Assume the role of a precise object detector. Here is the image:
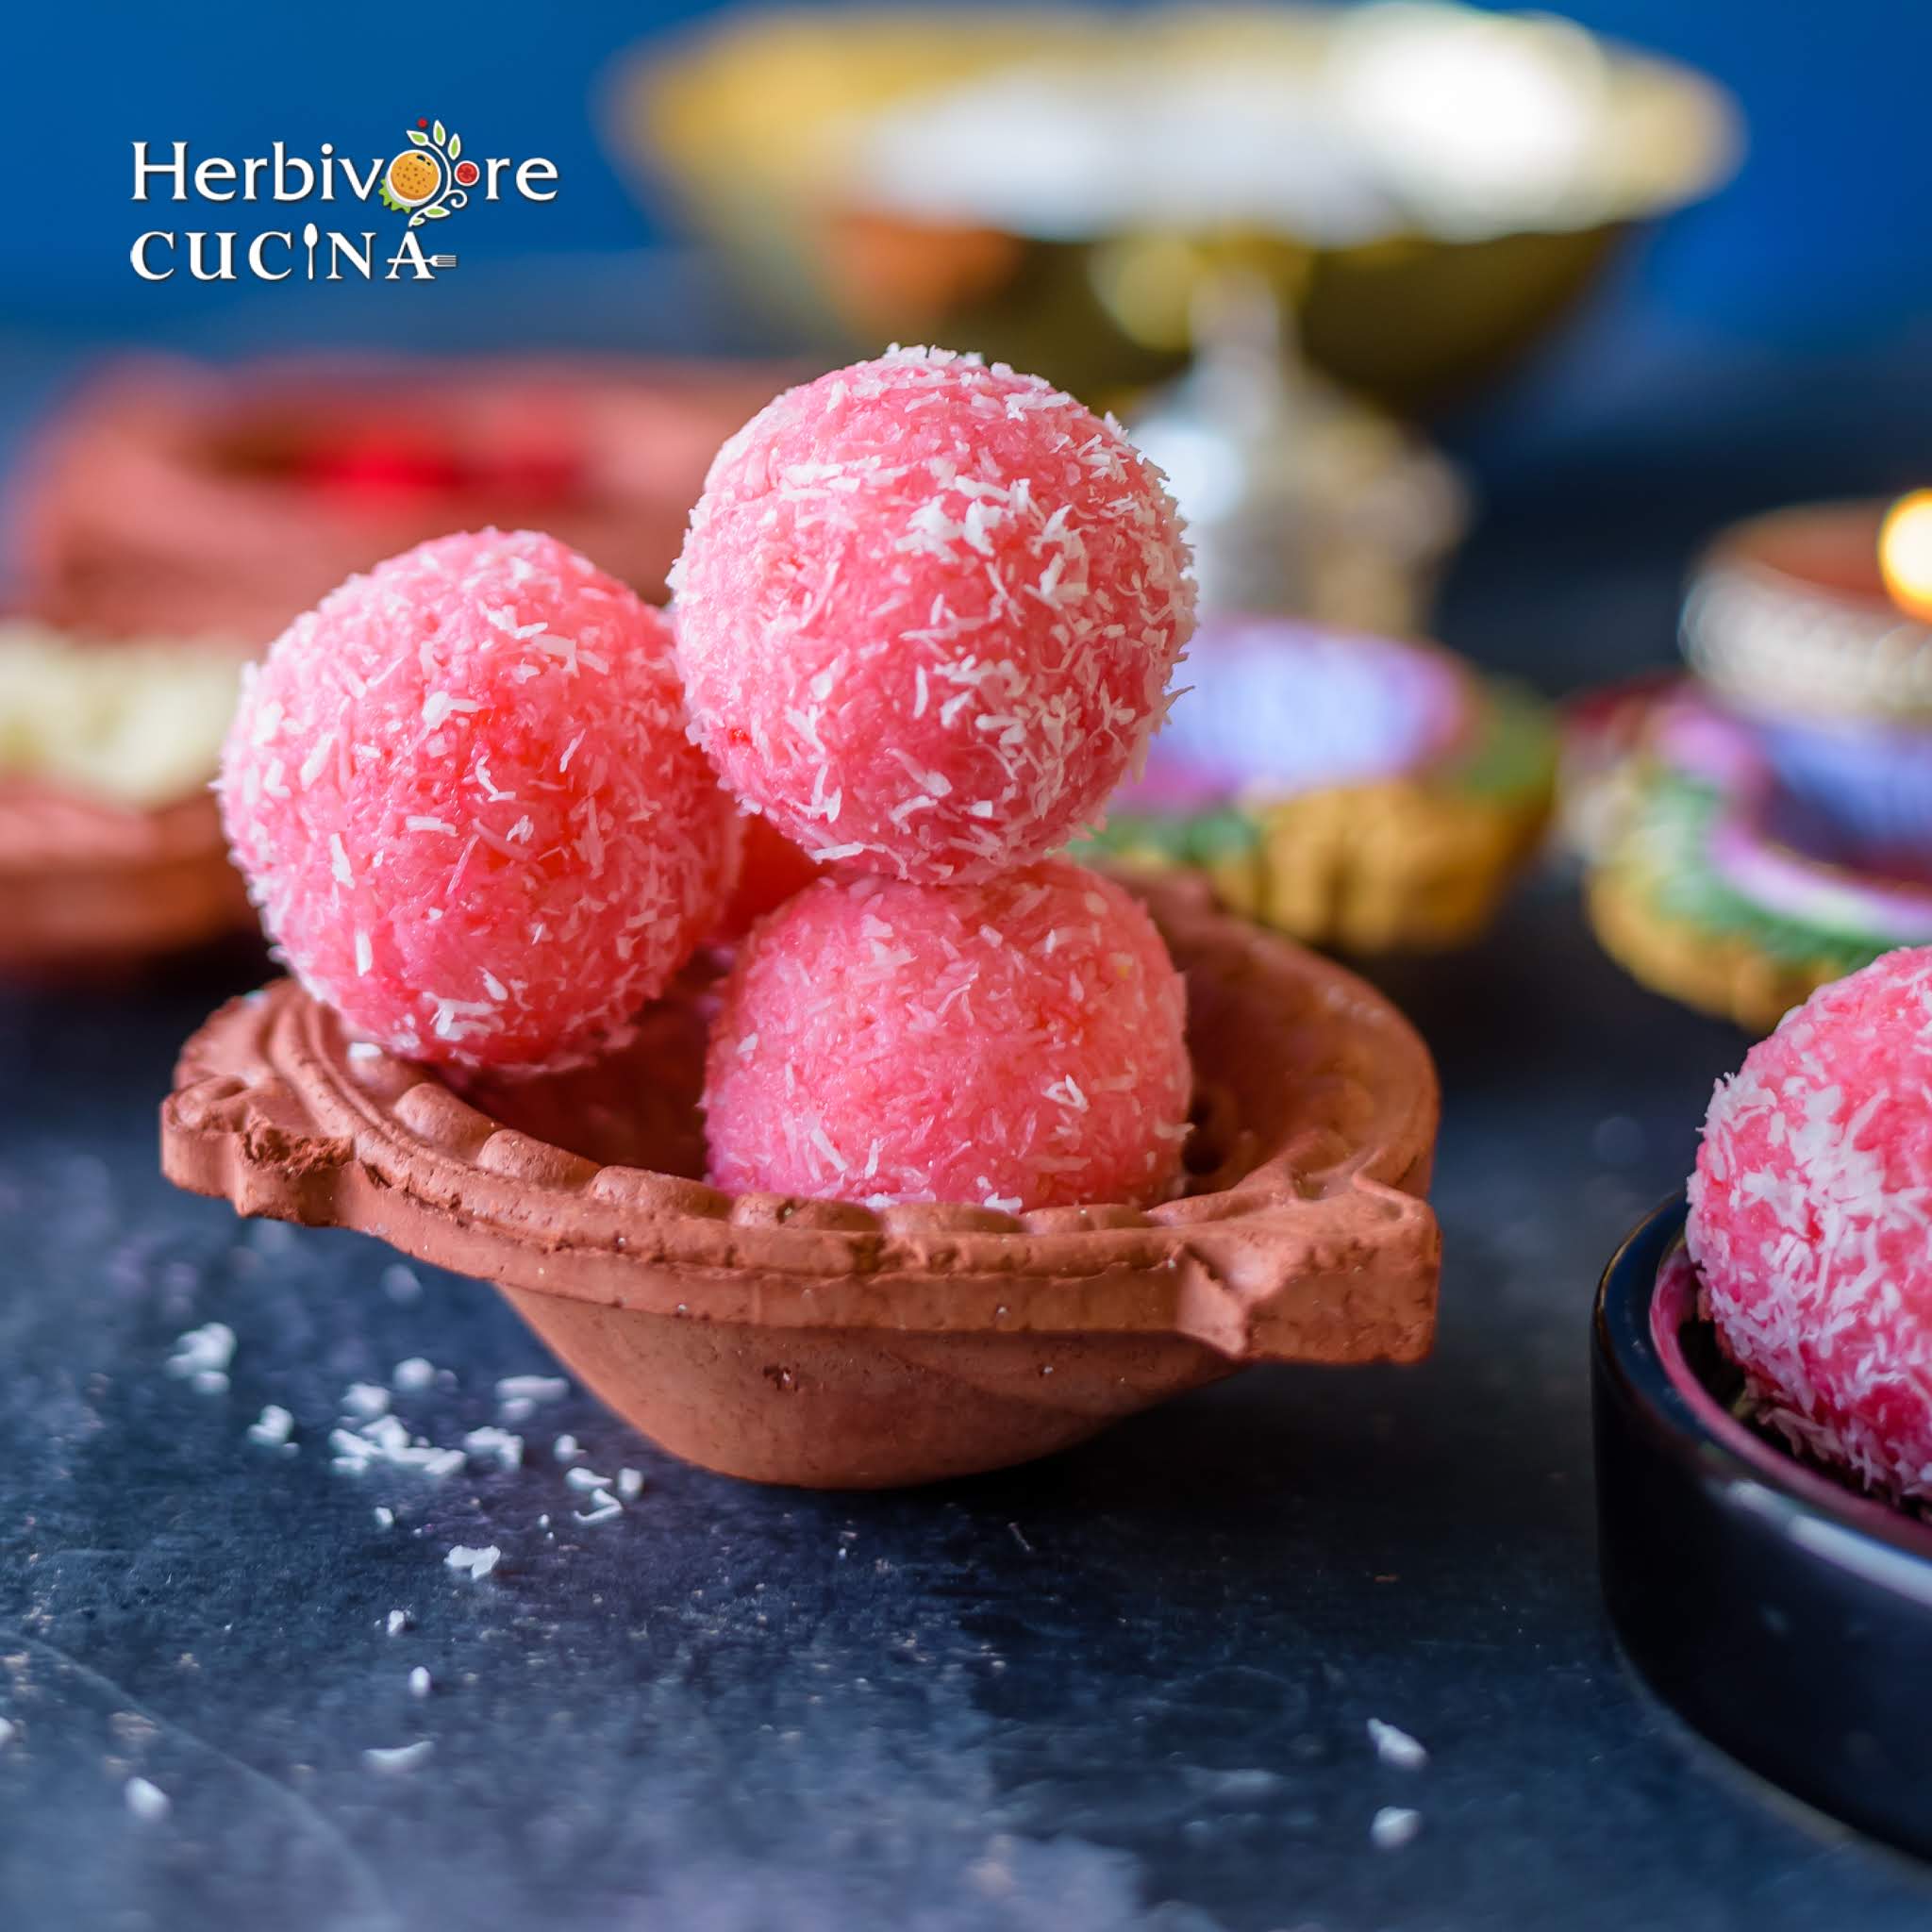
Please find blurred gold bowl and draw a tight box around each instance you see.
[608,3,1740,410]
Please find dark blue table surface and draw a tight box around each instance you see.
[5,265,1932,1931]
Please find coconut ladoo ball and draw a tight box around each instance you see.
[1687,946,1932,1499]
[222,528,737,1071]
[704,859,1191,1211]
[670,346,1195,884]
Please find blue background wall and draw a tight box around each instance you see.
[0,0,1924,353]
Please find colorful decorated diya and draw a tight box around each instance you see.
[1082,617,1555,952]
[1585,497,1932,1030]
[162,874,1441,1489]
[0,620,253,976]
[13,356,792,643]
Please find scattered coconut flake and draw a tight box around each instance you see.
[617,1468,644,1501]
[498,1396,535,1424]
[363,1740,434,1774]
[392,1357,436,1392]
[166,1322,235,1383]
[408,1667,432,1699]
[1371,1807,1421,1851]
[374,1507,395,1530]
[341,1383,391,1422]
[125,1776,171,1822]
[386,1609,410,1635]
[1368,1719,1428,1771]
[564,1466,611,1492]
[381,1264,422,1304]
[0,1718,16,1748]
[553,1434,580,1463]
[246,1404,294,1448]
[575,1490,623,1525]
[496,1374,569,1405]
[444,1544,500,1580]
[463,1425,524,1471]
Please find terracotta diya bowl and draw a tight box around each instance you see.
[0,783,251,978]
[15,354,795,643]
[160,876,1440,1489]
[0,622,255,978]
[1594,1200,1932,1858]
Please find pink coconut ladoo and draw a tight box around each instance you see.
[670,346,1195,884]
[1687,945,1932,1499]
[704,859,1191,1211]
[221,528,737,1071]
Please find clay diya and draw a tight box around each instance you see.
[1082,616,1554,952]
[161,874,1441,1489]
[1584,497,1932,1029]
[0,622,253,977]
[13,355,794,643]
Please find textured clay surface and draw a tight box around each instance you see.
[161,874,1440,1486]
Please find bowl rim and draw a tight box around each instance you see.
[159,873,1441,1361]
[1596,1195,1932,1589]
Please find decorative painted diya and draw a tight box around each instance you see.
[13,355,793,644]
[1585,497,1932,1030]
[1082,617,1555,952]
[0,620,253,977]
[161,874,1441,1490]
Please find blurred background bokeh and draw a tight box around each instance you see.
[0,0,1925,983]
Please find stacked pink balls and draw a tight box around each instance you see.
[682,349,1197,1212]
[221,348,1196,1214]
[1688,945,1932,1500]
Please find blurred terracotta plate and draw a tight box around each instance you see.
[14,355,796,645]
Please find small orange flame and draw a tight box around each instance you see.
[1879,491,1932,620]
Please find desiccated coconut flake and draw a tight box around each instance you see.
[408,1667,432,1699]
[444,1544,500,1580]
[495,1374,568,1405]
[166,1322,235,1381]
[363,1740,434,1774]
[1371,1807,1421,1850]
[247,1405,294,1448]
[1367,1719,1428,1771]
[125,1776,171,1822]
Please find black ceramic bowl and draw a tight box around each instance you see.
[1593,1197,1932,1859]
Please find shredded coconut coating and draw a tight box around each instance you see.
[704,860,1191,1211]
[221,529,737,1071]
[670,346,1195,883]
[1688,946,1932,1500]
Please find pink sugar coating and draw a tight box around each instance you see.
[1688,946,1932,1500]
[703,860,1191,1211]
[669,346,1195,884]
[221,528,737,1072]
